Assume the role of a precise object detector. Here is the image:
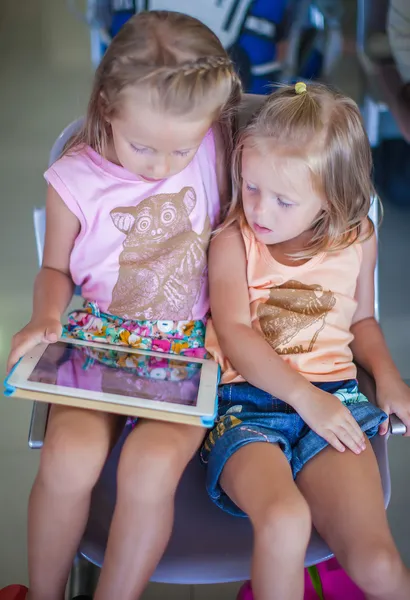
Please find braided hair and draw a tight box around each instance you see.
[63,11,242,158]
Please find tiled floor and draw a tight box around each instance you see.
[1,1,410,598]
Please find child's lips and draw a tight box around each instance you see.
[253,222,272,235]
[140,175,161,182]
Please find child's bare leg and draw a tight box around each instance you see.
[94,420,205,600]
[220,443,311,600]
[28,406,122,600]
[297,441,410,600]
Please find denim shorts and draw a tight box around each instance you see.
[200,380,388,517]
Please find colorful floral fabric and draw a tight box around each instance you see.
[63,301,208,358]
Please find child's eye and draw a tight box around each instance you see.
[246,183,258,192]
[175,150,190,157]
[131,145,150,155]
[277,198,292,209]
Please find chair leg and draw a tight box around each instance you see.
[67,554,99,600]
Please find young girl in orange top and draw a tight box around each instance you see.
[202,82,410,600]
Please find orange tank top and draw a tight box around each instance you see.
[206,225,362,384]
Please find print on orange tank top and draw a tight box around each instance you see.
[257,280,336,356]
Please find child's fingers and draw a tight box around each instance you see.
[7,321,62,372]
[6,350,19,374]
[336,427,364,455]
[345,419,366,449]
[7,335,40,373]
[379,417,390,436]
[43,323,62,343]
[325,431,346,453]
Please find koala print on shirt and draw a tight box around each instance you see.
[109,187,211,320]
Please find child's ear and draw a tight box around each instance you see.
[111,208,136,233]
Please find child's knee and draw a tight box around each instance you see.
[38,422,110,493]
[251,495,311,552]
[117,425,203,500]
[345,543,403,595]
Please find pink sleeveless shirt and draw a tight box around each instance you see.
[206,224,363,383]
[44,129,220,322]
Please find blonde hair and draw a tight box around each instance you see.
[63,11,242,157]
[225,83,378,257]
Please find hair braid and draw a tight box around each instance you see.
[61,10,242,159]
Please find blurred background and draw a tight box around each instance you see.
[1,0,410,598]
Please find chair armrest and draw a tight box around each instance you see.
[390,414,407,436]
[28,401,50,449]
[356,365,407,436]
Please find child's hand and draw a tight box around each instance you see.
[376,378,410,436]
[7,318,62,372]
[296,388,367,454]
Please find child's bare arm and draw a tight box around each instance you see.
[209,224,312,403]
[7,185,79,370]
[34,185,79,318]
[351,233,399,381]
[209,224,366,453]
[351,233,410,434]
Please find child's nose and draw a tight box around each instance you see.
[151,156,171,178]
[254,194,268,216]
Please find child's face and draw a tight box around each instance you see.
[108,91,212,180]
[241,145,324,247]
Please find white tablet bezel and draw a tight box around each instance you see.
[8,338,219,419]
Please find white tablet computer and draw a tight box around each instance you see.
[5,338,220,427]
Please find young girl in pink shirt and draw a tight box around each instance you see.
[8,11,240,600]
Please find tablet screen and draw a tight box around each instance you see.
[28,342,202,407]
